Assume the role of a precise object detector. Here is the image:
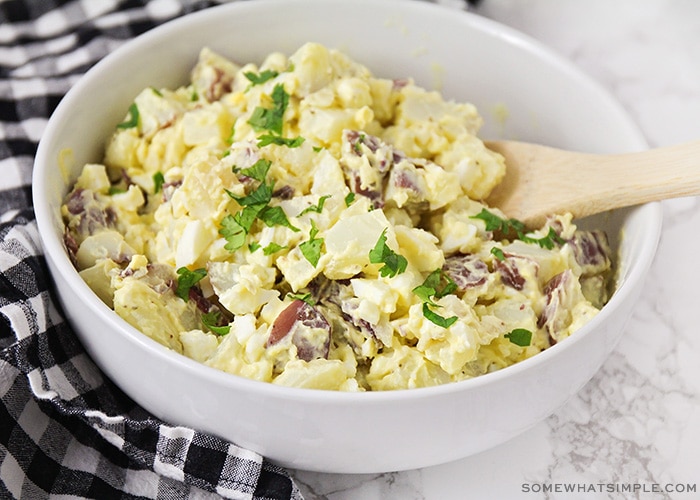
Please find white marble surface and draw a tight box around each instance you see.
[290,1,700,498]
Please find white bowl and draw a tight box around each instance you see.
[33,0,662,473]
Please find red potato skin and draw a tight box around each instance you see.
[268,299,305,346]
[494,257,526,290]
[267,299,332,361]
[442,254,489,291]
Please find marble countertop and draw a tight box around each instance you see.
[291,1,700,498]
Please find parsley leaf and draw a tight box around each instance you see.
[471,208,564,249]
[352,132,366,153]
[369,228,407,278]
[175,267,206,301]
[257,134,305,148]
[237,203,267,232]
[244,69,279,86]
[236,159,271,182]
[422,303,458,328]
[153,171,165,193]
[263,242,287,255]
[344,192,356,207]
[287,292,315,305]
[248,83,288,135]
[223,166,299,249]
[490,247,506,261]
[219,214,248,251]
[299,220,324,267]
[225,123,236,145]
[470,208,526,235]
[258,205,299,231]
[227,181,273,207]
[412,269,459,328]
[116,103,139,130]
[505,328,532,347]
[201,311,231,336]
[299,195,331,216]
[220,200,269,250]
[412,269,458,305]
[521,227,566,250]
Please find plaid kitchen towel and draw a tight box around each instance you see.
[0,0,479,498]
[0,1,306,498]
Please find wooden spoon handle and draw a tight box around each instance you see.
[485,139,700,226]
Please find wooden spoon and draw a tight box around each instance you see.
[484,139,700,227]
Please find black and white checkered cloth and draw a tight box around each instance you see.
[0,1,307,498]
[0,0,479,497]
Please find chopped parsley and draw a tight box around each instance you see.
[201,311,231,336]
[221,163,299,250]
[299,195,331,216]
[470,208,565,249]
[504,328,532,347]
[344,192,356,207]
[287,292,315,305]
[412,269,458,305]
[422,303,458,328]
[490,247,506,261]
[262,242,287,255]
[521,227,566,250]
[257,134,305,148]
[244,69,279,86]
[175,267,206,301]
[249,240,294,255]
[258,205,299,231]
[235,158,271,182]
[412,269,458,328]
[225,123,236,145]
[471,208,526,235]
[299,220,324,267]
[238,203,267,232]
[153,171,165,193]
[248,83,288,136]
[226,180,274,207]
[352,132,366,153]
[246,84,303,148]
[220,213,251,251]
[116,103,139,130]
[369,229,407,278]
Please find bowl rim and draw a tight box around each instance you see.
[32,0,663,404]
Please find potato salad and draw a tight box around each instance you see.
[61,43,612,391]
